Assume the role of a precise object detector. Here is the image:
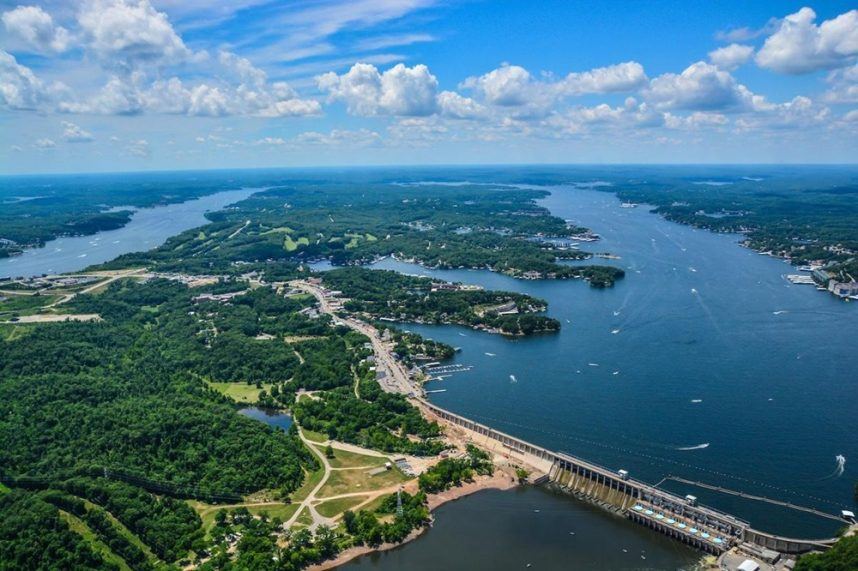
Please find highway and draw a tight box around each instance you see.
[290,280,421,396]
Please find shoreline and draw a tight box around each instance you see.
[307,472,517,570]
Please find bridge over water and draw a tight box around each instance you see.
[417,399,842,557]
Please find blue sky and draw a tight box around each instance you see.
[1,0,856,173]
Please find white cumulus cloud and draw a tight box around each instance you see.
[317,63,439,116]
[77,0,192,71]
[61,121,94,142]
[708,44,755,70]
[437,90,486,119]
[559,61,648,95]
[2,5,71,53]
[755,8,858,74]
[645,61,758,112]
[461,64,532,106]
[0,49,68,110]
[33,137,56,149]
[60,52,321,117]
[823,63,858,103]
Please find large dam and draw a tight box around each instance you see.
[417,399,845,560]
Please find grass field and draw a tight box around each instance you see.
[285,292,314,302]
[295,507,313,527]
[59,511,131,571]
[354,493,389,514]
[326,448,388,470]
[261,226,294,235]
[301,429,328,443]
[315,495,370,518]
[207,381,273,403]
[0,294,59,316]
[291,465,325,503]
[318,466,409,498]
[0,324,22,341]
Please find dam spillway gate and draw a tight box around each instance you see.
[417,398,841,556]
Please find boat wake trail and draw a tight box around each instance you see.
[675,443,710,451]
[820,455,846,480]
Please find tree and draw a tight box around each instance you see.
[325,445,335,459]
[795,535,858,571]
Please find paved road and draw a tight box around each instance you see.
[291,280,420,396]
[284,428,336,531]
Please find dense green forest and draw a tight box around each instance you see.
[0,278,341,565]
[795,534,858,571]
[321,267,560,335]
[0,272,454,568]
[0,490,111,570]
[292,379,446,455]
[93,179,622,286]
[0,170,277,256]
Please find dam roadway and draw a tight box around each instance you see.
[291,279,845,560]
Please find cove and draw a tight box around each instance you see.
[0,187,259,279]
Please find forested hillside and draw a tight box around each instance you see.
[97,181,623,286]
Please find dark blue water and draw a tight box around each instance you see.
[238,407,293,432]
[343,486,699,570]
[361,185,856,539]
[0,188,258,279]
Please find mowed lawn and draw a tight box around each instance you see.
[318,466,410,498]
[315,495,371,518]
[326,448,388,470]
[207,381,273,403]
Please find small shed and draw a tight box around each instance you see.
[738,559,760,571]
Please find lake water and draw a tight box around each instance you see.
[350,185,856,540]
[343,486,700,570]
[239,407,293,432]
[0,187,258,279]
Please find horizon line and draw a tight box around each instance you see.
[2,162,858,178]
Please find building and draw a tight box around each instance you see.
[192,291,244,303]
[812,268,832,284]
[486,301,518,315]
[828,280,858,298]
[737,560,760,571]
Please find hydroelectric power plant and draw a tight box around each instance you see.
[418,399,848,563]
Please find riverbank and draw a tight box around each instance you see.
[308,471,518,570]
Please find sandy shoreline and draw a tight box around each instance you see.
[307,471,517,570]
